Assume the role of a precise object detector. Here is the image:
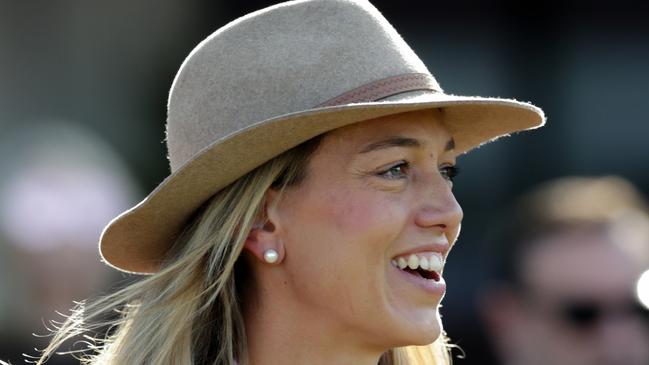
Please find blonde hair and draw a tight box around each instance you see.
[34,136,452,365]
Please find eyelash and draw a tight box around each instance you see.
[441,164,460,182]
[377,161,460,183]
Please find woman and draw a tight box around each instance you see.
[32,0,544,364]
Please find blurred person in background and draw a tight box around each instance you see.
[0,121,140,364]
[480,176,649,365]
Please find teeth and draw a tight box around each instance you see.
[419,257,429,270]
[407,254,419,269]
[392,252,443,272]
[428,254,443,272]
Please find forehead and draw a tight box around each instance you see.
[322,109,451,152]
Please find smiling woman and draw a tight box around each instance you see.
[239,111,462,364]
[246,111,462,355]
[30,0,544,364]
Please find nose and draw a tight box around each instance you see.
[414,176,464,243]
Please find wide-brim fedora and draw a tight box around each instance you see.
[100,0,545,274]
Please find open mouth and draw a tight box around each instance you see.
[391,253,443,283]
[402,267,441,281]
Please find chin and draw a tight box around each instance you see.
[386,310,443,347]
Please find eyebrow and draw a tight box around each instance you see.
[359,136,455,154]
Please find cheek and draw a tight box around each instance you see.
[330,191,398,236]
[281,185,406,308]
[318,187,406,256]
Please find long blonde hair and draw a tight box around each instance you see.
[34,135,452,365]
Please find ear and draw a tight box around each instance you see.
[243,189,285,265]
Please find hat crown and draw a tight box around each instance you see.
[166,0,438,171]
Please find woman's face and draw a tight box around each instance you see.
[272,109,463,349]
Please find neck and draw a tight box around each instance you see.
[241,283,385,365]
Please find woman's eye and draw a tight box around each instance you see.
[377,161,409,180]
[440,165,460,183]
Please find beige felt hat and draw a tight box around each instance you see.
[100,0,545,274]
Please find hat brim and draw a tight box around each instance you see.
[100,92,544,274]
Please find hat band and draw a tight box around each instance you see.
[316,73,440,107]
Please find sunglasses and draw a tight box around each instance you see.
[555,299,649,329]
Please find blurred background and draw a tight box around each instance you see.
[1,0,648,364]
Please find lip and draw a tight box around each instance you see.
[392,264,447,297]
[392,242,450,259]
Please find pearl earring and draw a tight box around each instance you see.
[263,249,279,264]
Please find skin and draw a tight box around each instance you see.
[242,110,463,365]
[482,229,649,365]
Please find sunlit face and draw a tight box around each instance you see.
[273,110,463,350]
